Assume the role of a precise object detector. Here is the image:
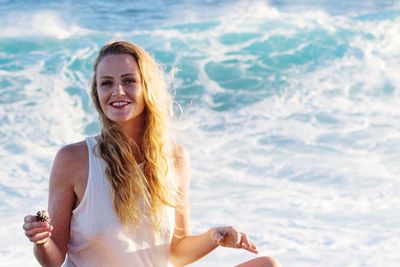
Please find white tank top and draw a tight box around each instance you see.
[64,136,175,267]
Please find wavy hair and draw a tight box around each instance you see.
[90,40,180,233]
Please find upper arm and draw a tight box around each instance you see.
[47,143,86,258]
[171,144,192,245]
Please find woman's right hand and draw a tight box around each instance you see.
[210,226,258,254]
[23,211,53,245]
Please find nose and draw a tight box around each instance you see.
[113,82,126,96]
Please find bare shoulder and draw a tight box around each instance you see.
[51,140,88,185]
[174,144,190,164]
[56,141,87,164]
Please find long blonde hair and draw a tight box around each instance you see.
[91,40,179,232]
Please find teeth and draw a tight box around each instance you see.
[111,101,128,107]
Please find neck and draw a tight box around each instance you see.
[117,114,145,154]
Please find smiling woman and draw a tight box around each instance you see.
[21,40,280,267]
[96,54,145,129]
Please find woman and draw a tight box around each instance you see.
[23,40,280,267]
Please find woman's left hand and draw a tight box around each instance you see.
[211,226,258,254]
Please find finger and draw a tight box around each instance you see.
[229,228,241,246]
[242,244,259,254]
[240,233,253,247]
[24,215,38,223]
[25,225,53,238]
[214,226,241,247]
[214,233,225,245]
[250,241,258,252]
[30,231,52,244]
[248,240,258,250]
[23,220,50,231]
[240,234,259,253]
[213,227,230,244]
[242,243,258,253]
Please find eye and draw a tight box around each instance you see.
[124,78,136,85]
[100,80,112,87]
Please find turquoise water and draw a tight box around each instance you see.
[1,1,400,266]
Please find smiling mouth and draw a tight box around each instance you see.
[110,101,131,108]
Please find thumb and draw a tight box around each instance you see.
[211,229,225,244]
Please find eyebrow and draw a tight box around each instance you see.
[99,73,139,79]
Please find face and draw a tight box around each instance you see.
[96,54,145,127]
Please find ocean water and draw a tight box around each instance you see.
[1,0,400,266]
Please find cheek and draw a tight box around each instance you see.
[137,90,146,109]
[133,86,145,103]
[97,91,108,110]
[137,90,144,102]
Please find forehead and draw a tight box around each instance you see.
[97,54,139,76]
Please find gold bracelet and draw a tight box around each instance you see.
[35,239,49,246]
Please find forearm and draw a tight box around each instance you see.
[170,228,218,267]
[33,238,65,267]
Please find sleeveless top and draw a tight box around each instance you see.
[64,136,175,267]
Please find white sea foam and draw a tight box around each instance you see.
[172,6,400,265]
[1,2,400,267]
[0,44,101,265]
[0,10,91,39]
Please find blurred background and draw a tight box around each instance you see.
[0,0,399,266]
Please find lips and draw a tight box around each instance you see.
[110,101,131,108]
